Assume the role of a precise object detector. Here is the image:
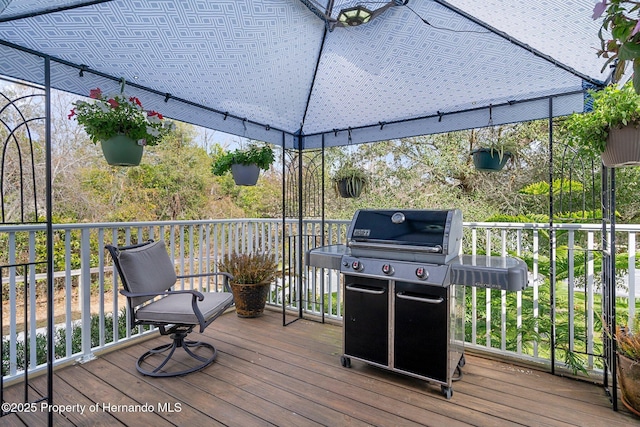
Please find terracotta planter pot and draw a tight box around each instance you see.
[231,163,260,186]
[230,282,270,318]
[617,353,640,416]
[100,134,143,166]
[471,148,511,172]
[603,126,640,167]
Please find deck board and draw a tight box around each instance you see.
[3,309,638,426]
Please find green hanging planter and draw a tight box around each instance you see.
[231,163,261,186]
[336,177,365,198]
[100,134,144,166]
[471,148,511,172]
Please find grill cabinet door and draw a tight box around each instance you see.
[343,276,389,366]
[393,282,448,382]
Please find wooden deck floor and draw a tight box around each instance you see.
[3,309,638,426]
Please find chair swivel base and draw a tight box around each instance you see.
[136,333,218,377]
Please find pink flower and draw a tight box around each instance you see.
[71,87,172,145]
[148,110,163,120]
[632,20,640,36]
[592,1,607,20]
[129,96,142,108]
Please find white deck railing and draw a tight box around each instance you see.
[1,219,637,382]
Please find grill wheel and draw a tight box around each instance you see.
[340,355,351,368]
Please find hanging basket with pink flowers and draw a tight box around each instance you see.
[68,81,175,166]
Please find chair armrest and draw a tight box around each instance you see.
[120,288,205,300]
[176,271,234,281]
[176,271,233,293]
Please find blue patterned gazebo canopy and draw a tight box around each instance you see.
[0,0,608,148]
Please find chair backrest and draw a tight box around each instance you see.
[110,240,178,307]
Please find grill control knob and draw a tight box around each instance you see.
[382,264,394,275]
[415,267,429,280]
[352,260,364,271]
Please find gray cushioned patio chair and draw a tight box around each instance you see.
[105,239,234,377]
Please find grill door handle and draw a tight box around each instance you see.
[396,292,443,304]
[349,241,443,254]
[345,285,386,295]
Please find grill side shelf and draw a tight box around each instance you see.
[306,245,349,270]
[450,255,529,291]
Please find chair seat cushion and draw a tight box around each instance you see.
[136,291,233,325]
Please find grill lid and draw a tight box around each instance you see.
[347,209,463,263]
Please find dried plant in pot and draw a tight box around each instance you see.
[217,252,278,318]
[615,325,640,416]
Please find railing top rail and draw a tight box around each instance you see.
[465,221,640,232]
[0,218,287,232]
[1,219,640,234]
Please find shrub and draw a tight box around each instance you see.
[2,309,139,376]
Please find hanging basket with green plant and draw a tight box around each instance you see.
[470,147,512,172]
[68,81,174,166]
[563,81,640,167]
[469,126,519,172]
[212,143,275,186]
[331,162,369,198]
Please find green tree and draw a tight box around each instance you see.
[210,140,282,218]
[78,123,214,221]
[320,121,550,221]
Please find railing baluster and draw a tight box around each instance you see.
[97,229,105,348]
[485,228,492,348]
[64,229,72,357]
[628,232,636,333]
[587,231,595,368]
[470,227,477,346]
[533,228,539,358]
[79,228,94,363]
[568,230,575,355]
[501,229,507,351]
[8,233,16,377]
[27,234,36,370]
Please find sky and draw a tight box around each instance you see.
[192,126,243,152]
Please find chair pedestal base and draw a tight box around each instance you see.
[137,331,218,377]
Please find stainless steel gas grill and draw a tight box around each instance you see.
[307,209,529,399]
